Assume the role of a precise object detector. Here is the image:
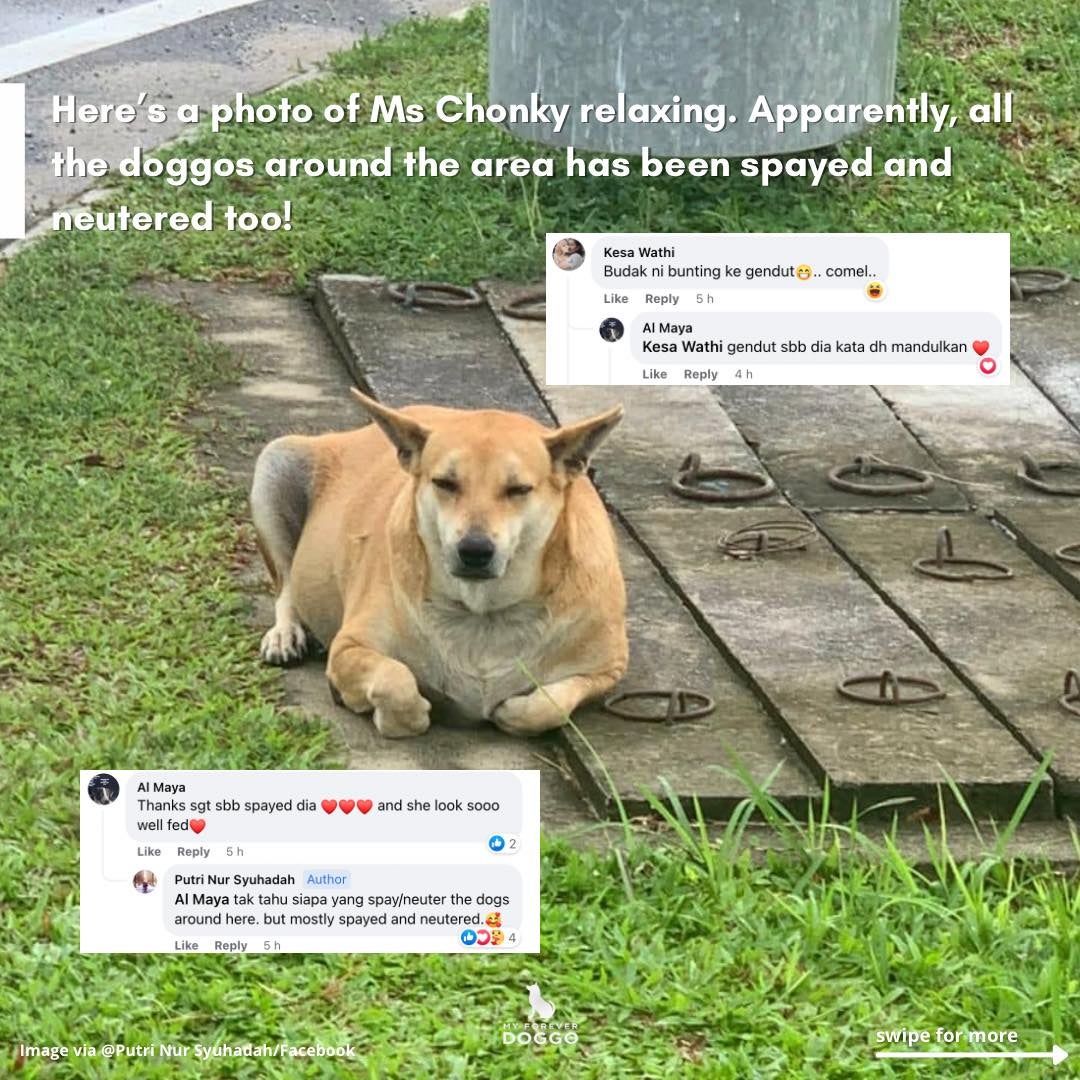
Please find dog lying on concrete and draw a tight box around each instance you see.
[250,391,628,737]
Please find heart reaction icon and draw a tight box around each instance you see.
[979,357,997,375]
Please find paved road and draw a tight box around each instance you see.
[2,1,151,45]
[3,0,460,223]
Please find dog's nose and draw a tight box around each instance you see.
[457,532,496,570]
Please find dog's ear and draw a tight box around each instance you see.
[543,404,623,476]
[350,389,430,470]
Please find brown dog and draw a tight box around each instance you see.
[250,391,628,737]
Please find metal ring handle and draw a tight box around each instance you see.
[1010,266,1072,301]
[1017,454,1080,496]
[385,281,482,309]
[1061,670,1080,718]
[912,526,1013,582]
[827,456,935,496]
[1055,542,1080,567]
[837,670,947,706]
[671,453,775,504]
[719,519,816,558]
[602,689,715,723]
[501,288,546,321]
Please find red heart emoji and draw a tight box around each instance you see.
[972,340,989,356]
[321,799,338,814]
[357,799,373,815]
[189,818,206,834]
[339,799,355,815]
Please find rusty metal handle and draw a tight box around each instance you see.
[1062,670,1080,718]
[602,689,715,723]
[935,527,954,565]
[1011,266,1072,301]
[1055,542,1080,566]
[913,526,1013,583]
[1017,455,1080,496]
[878,670,901,703]
[670,453,775,504]
[501,287,546,321]
[837,670,947,706]
[385,281,482,310]
[719,518,817,559]
[827,455,935,496]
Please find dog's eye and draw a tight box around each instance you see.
[505,484,533,498]
[432,477,460,494]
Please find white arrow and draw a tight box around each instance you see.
[876,1046,1068,1067]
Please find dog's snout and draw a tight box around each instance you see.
[457,532,496,570]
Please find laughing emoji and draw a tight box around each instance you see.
[796,264,812,281]
[866,280,885,300]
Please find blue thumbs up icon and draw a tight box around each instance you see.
[460,929,477,946]
[488,834,505,852]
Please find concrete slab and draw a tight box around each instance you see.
[737,818,1080,872]
[487,281,1045,821]
[995,506,1080,600]
[558,384,784,513]
[135,275,1080,858]
[874,820,1080,872]
[318,274,820,820]
[316,275,551,422]
[1011,282,1080,433]
[513,816,1080,871]
[485,280,782,514]
[565,539,819,820]
[625,505,1048,821]
[713,386,970,512]
[818,513,1075,812]
[137,280,359,454]
[876,368,1080,512]
[138,279,595,833]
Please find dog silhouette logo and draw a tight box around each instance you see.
[526,983,555,1020]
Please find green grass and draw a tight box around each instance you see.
[5,783,1080,1077]
[1,4,1078,1076]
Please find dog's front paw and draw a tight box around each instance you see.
[369,669,432,738]
[493,689,569,736]
[260,621,308,665]
[372,693,432,738]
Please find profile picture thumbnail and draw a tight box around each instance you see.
[599,318,624,343]
[133,870,157,894]
[552,237,585,271]
[87,773,120,805]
